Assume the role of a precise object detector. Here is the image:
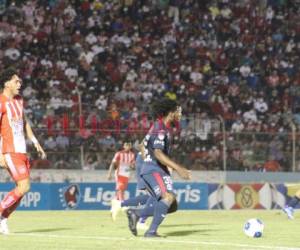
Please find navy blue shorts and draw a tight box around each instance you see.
[141,171,174,200]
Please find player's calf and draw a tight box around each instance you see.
[110,199,122,222]
[145,192,175,237]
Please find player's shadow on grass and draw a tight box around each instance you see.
[163,223,215,228]
[15,227,73,233]
[164,228,220,237]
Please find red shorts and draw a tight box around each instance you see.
[4,153,30,181]
[115,175,129,191]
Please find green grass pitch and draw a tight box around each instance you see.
[0,210,299,250]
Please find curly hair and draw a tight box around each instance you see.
[0,67,18,86]
[151,98,179,119]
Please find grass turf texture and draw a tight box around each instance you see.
[0,210,299,250]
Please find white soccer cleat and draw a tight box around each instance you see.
[0,218,9,235]
[283,206,294,220]
[110,199,122,221]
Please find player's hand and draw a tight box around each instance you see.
[176,167,191,180]
[107,175,112,181]
[34,143,47,159]
[0,154,8,168]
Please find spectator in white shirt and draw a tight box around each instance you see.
[243,109,257,123]
[254,98,268,115]
[231,120,245,133]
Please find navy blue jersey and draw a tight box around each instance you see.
[141,120,171,175]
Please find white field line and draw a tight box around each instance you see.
[8,232,300,250]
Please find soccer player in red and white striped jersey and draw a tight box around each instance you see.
[0,68,46,234]
[107,142,135,203]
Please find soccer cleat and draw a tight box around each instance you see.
[144,230,161,238]
[0,218,9,235]
[283,206,294,219]
[110,199,122,221]
[126,209,139,236]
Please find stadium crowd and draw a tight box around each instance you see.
[0,0,299,171]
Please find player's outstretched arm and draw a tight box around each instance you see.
[154,149,191,180]
[107,161,117,180]
[25,116,47,159]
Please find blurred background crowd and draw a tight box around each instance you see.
[0,0,299,171]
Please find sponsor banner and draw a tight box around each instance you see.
[173,183,207,210]
[0,182,208,210]
[5,182,298,210]
[208,183,287,210]
[0,183,50,210]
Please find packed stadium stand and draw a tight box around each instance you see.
[0,0,299,171]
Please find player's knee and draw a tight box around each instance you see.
[19,184,30,195]
[17,180,31,195]
[168,199,178,214]
[161,192,176,205]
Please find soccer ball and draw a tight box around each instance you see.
[243,218,264,238]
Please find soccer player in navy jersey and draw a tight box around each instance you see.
[283,189,300,219]
[112,145,178,232]
[126,98,191,237]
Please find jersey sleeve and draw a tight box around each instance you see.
[112,152,120,163]
[152,130,166,150]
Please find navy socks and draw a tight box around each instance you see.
[148,200,170,233]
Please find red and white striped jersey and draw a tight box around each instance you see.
[112,150,135,177]
[0,94,26,153]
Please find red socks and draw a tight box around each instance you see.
[0,189,23,218]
